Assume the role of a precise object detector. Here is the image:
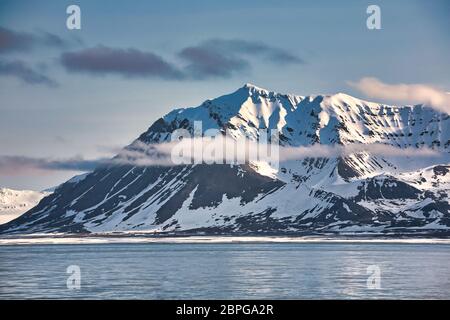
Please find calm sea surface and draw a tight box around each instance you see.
[0,242,449,299]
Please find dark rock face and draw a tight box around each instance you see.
[337,157,360,180]
[153,164,284,224]
[0,164,285,234]
[433,165,449,176]
[354,176,422,201]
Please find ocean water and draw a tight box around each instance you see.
[0,242,449,299]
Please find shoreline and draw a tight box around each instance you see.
[1,235,450,245]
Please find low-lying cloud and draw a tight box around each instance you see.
[349,77,450,114]
[0,155,107,176]
[117,138,440,168]
[1,140,441,176]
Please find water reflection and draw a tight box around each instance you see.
[0,243,449,299]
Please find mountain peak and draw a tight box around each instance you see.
[140,84,449,150]
[242,83,272,94]
[243,82,264,90]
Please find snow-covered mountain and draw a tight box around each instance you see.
[0,188,50,225]
[1,84,449,236]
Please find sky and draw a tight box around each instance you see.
[0,0,449,190]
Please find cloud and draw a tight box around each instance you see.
[178,46,249,79]
[204,39,304,64]
[0,155,106,176]
[0,140,441,176]
[0,27,33,53]
[280,143,439,161]
[117,138,440,167]
[0,26,66,54]
[61,45,184,79]
[40,31,66,48]
[59,39,303,80]
[0,60,57,86]
[349,77,450,114]
[178,39,303,79]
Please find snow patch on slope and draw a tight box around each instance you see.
[0,188,50,225]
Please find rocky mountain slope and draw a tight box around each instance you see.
[1,84,449,236]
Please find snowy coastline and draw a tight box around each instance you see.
[1,234,450,245]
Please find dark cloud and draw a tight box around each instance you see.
[59,39,303,80]
[0,26,66,54]
[0,155,106,175]
[0,27,33,53]
[60,46,184,79]
[0,60,57,86]
[40,31,66,47]
[178,39,304,78]
[179,46,249,79]
[204,39,304,64]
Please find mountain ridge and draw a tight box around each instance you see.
[1,84,449,236]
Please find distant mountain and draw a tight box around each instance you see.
[0,188,50,225]
[1,84,449,236]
